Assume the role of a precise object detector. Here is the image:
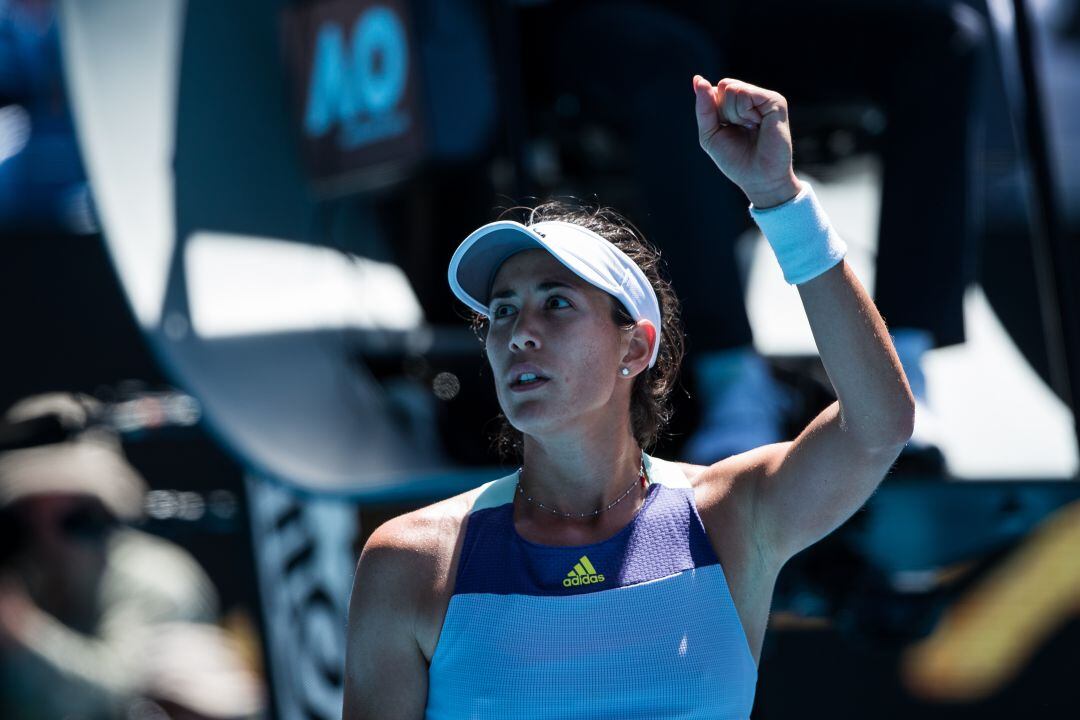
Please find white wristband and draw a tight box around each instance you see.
[749,181,848,286]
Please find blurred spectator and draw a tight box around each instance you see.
[128,622,266,720]
[0,393,220,720]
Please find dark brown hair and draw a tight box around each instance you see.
[469,198,685,461]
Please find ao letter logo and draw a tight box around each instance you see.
[304,5,410,149]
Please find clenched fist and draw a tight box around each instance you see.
[692,75,802,209]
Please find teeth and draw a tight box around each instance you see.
[517,372,539,384]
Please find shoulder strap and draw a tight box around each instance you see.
[469,470,519,513]
[643,452,692,488]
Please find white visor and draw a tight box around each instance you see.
[447,219,662,367]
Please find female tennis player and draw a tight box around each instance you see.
[343,75,916,719]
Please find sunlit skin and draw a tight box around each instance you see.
[484,249,656,534]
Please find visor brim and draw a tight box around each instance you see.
[448,222,547,315]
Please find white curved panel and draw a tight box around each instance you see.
[185,232,424,339]
[58,0,184,330]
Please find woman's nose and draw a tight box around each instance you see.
[509,312,541,352]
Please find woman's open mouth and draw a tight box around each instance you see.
[510,373,550,392]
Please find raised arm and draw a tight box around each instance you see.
[691,76,915,568]
[342,516,429,720]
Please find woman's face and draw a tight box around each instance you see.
[485,248,632,439]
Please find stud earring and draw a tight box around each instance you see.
[620,367,630,376]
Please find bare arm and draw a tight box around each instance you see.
[692,77,915,569]
[752,257,915,564]
[797,258,915,448]
[342,517,429,720]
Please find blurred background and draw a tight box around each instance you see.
[1,0,1078,717]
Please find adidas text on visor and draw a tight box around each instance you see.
[447,220,662,367]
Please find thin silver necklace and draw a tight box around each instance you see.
[515,452,650,519]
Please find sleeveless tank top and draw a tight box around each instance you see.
[425,453,758,719]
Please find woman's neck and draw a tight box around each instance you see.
[517,423,646,529]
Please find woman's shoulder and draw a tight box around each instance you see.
[367,471,516,575]
[653,446,776,497]
[355,491,476,620]
[644,453,711,489]
[372,486,481,556]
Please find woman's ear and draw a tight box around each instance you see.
[621,320,657,375]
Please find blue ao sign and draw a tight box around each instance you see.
[284,0,424,194]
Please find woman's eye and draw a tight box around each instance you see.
[547,296,571,309]
[492,304,516,318]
